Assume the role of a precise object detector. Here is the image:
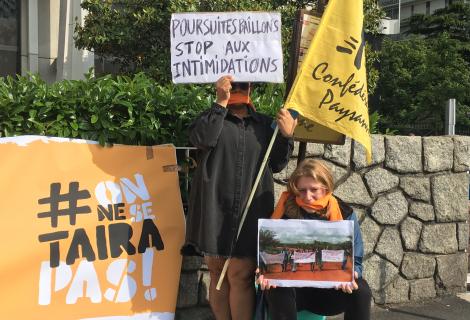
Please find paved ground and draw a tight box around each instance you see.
[177,274,470,320]
[177,294,470,320]
[370,294,470,320]
[328,292,470,320]
[326,273,470,320]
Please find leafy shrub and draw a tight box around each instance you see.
[251,83,286,117]
[0,72,212,146]
[0,72,290,145]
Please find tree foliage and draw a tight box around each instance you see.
[408,1,470,63]
[372,1,470,134]
[259,229,281,250]
[408,1,470,42]
[75,0,383,92]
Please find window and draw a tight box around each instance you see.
[385,7,399,19]
[426,1,431,15]
[0,0,20,77]
[411,5,415,16]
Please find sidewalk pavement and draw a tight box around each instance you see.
[329,287,470,320]
[178,275,470,320]
[367,293,470,320]
[328,273,470,319]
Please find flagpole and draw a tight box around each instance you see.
[216,124,280,290]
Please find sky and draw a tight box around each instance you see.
[259,219,353,244]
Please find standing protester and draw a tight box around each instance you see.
[282,248,289,272]
[315,246,323,271]
[258,159,371,320]
[183,75,296,320]
[342,248,350,270]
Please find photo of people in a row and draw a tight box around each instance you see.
[258,219,353,284]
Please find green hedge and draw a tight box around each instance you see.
[0,73,285,146]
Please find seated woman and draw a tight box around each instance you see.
[258,159,372,320]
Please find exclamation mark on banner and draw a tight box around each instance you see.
[143,248,157,301]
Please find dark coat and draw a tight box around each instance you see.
[184,103,293,258]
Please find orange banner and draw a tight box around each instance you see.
[0,136,185,320]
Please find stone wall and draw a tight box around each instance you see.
[176,256,211,320]
[175,135,470,318]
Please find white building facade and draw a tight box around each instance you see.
[0,0,93,82]
[379,0,456,34]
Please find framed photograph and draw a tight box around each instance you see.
[258,219,354,288]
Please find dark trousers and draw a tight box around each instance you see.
[266,278,371,320]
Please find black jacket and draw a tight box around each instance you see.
[184,103,293,257]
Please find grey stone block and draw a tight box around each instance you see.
[375,227,403,267]
[273,180,287,204]
[292,142,300,158]
[409,201,435,222]
[353,135,385,169]
[374,276,409,304]
[432,173,469,222]
[468,253,470,274]
[400,176,431,202]
[453,136,470,172]
[306,142,325,157]
[385,136,422,173]
[423,136,454,172]
[334,173,372,206]
[292,141,325,158]
[352,206,366,223]
[273,158,297,184]
[401,253,436,279]
[324,159,349,185]
[363,254,399,292]
[420,224,458,254]
[364,167,399,197]
[409,278,436,301]
[371,191,408,225]
[400,217,423,250]
[177,272,199,308]
[360,216,381,255]
[324,137,351,167]
[436,253,467,295]
[182,256,204,271]
[458,222,469,251]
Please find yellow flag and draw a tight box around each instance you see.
[285,0,371,162]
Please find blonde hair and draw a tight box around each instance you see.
[284,159,334,218]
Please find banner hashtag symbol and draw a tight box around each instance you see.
[37,182,91,227]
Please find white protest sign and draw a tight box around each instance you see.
[293,252,315,263]
[260,252,285,264]
[170,12,284,83]
[321,250,344,262]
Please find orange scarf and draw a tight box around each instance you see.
[271,191,343,221]
[228,92,256,111]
